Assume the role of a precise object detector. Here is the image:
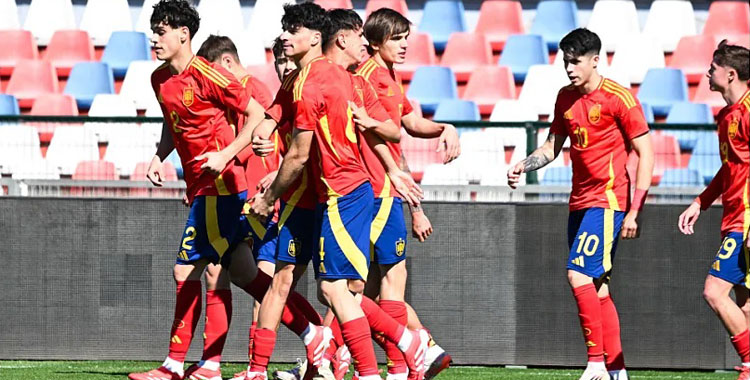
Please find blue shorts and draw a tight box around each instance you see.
[566,207,624,279]
[276,201,316,266]
[708,232,750,287]
[241,203,278,264]
[314,182,374,280]
[177,191,249,266]
[371,197,408,265]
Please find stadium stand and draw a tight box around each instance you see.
[650,132,681,182]
[421,163,469,185]
[23,0,75,46]
[529,0,579,51]
[433,99,480,121]
[664,102,714,150]
[693,74,727,113]
[400,130,441,182]
[0,125,44,175]
[104,127,158,176]
[119,60,162,110]
[462,65,515,116]
[365,0,409,18]
[658,168,703,187]
[453,129,505,183]
[192,0,245,55]
[132,161,178,183]
[314,0,353,9]
[246,63,281,95]
[687,132,721,185]
[0,94,19,116]
[641,102,655,123]
[72,160,118,181]
[44,30,96,77]
[406,66,458,114]
[702,1,750,43]
[0,30,38,76]
[540,166,573,186]
[517,64,570,117]
[135,0,160,36]
[80,0,133,46]
[398,32,437,80]
[101,32,152,79]
[440,32,493,82]
[587,0,640,52]
[669,34,716,84]
[235,33,269,66]
[642,0,697,53]
[84,94,139,143]
[29,94,78,143]
[64,62,115,109]
[489,99,538,122]
[637,68,689,117]
[499,34,549,82]
[165,150,184,179]
[609,33,665,84]
[246,0,295,48]
[419,0,467,52]
[10,159,60,180]
[474,0,524,51]
[6,59,59,109]
[0,0,19,29]
[45,126,100,176]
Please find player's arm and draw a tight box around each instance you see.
[399,150,433,242]
[401,111,460,163]
[363,131,422,207]
[146,122,175,187]
[621,133,654,239]
[350,101,401,143]
[507,131,566,189]
[679,165,724,235]
[250,117,280,157]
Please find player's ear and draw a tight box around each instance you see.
[336,32,347,49]
[179,26,190,44]
[310,30,321,47]
[592,54,599,69]
[221,53,234,68]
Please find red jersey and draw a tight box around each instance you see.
[697,90,750,235]
[151,56,250,203]
[356,57,414,198]
[549,78,650,211]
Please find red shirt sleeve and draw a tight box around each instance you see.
[549,89,568,137]
[616,97,650,140]
[248,76,273,109]
[402,92,414,117]
[199,63,251,114]
[294,80,324,131]
[361,81,391,122]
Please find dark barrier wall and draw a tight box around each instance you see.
[0,198,735,368]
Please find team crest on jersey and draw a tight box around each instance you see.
[288,238,301,257]
[387,85,395,97]
[729,118,739,140]
[182,87,194,107]
[395,238,406,256]
[588,104,602,124]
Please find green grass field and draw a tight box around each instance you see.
[0,361,740,380]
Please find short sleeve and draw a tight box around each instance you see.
[616,97,649,140]
[266,87,292,125]
[199,63,251,114]
[293,81,324,131]
[549,89,569,137]
[401,92,414,117]
[248,77,273,109]
[362,81,391,122]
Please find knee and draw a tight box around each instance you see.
[384,262,407,283]
[702,285,720,306]
[272,266,296,297]
[317,283,332,307]
[348,279,365,294]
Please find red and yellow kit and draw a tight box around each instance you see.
[697,90,750,235]
[356,58,414,198]
[151,56,250,203]
[268,56,369,202]
[549,78,650,211]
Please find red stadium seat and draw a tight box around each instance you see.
[72,160,118,180]
[703,1,750,42]
[6,59,59,108]
[132,161,178,182]
[44,30,95,77]
[474,0,524,51]
[365,0,409,18]
[693,75,726,114]
[629,132,680,183]
[440,32,493,82]
[247,63,282,96]
[314,0,353,10]
[400,131,442,182]
[398,32,437,80]
[724,34,750,49]
[0,30,38,76]
[669,35,716,84]
[462,65,515,115]
[29,94,79,143]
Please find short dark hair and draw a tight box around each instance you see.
[196,35,240,64]
[323,8,363,52]
[559,28,601,58]
[281,2,329,35]
[363,8,411,52]
[713,39,750,81]
[272,36,285,59]
[150,0,200,39]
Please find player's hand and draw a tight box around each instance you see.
[181,194,189,207]
[258,170,278,192]
[411,209,433,242]
[387,169,424,207]
[678,201,702,235]
[246,192,275,223]
[507,161,525,189]
[195,151,230,176]
[252,135,275,157]
[437,124,460,164]
[146,155,164,187]
[621,211,640,239]
[348,101,377,131]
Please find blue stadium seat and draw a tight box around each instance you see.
[166,150,184,179]
[63,62,115,109]
[540,166,572,186]
[419,0,466,51]
[659,168,703,187]
[406,66,458,114]
[687,132,721,185]
[637,68,689,117]
[641,102,655,123]
[498,34,549,82]
[0,94,20,115]
[101,31,152,78]
[530,0,579,51]
[665,102,714,150]
[433,99,480,121]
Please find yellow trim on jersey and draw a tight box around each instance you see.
[605,154,620,210]
[743,178,749,240]
[327,196,369,279]
[321,177,342,198]
[370,197,393,248]
[319,114,341,160]
[214,139,230,195]
[603,209,614,273]
[357,59,379,81]
[293,56,325,101]
[741,90,750,112]
[206,196,230,257]
[379,174,391,198]
[602,79,636,109]
[278,169,309,228]
[192,59,231,88]
[281,70,298,91]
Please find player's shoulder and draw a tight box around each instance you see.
[150,61,171,82]
[356,58,384,82]
[599,77,637,109]
[292,57,330,100]
[188,56,233,88]
[739,90,750,115]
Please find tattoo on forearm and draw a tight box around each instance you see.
[522,154,550,172]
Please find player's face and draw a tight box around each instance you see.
[707,60,730,92]
[375,31,409,64]
[341,27,368,66]
[274,55,298,82]
[150,22,187,61]
[563,53,598,87]
[280,26,316,60]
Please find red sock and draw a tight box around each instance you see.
[599,295,625,370]
[380,300,408,374]
[250,328,277,373]
[167,280,202,362]
[202,289,232,362]
[572,284,605,362]
[241,271,310,337]
[360,296,405,344]
[289,291,323,325]
[324,316,345,362]
[341,317,379,377]
[241,271,272,301]
[248,321,257,362]
[732,329,750,363]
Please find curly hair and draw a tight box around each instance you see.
[714,39,750,81]
[150,0,200,39]
[281,2,329,35]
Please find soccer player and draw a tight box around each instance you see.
[677,41,750,380]
[507,28,653,380]
[356,8,459,379]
